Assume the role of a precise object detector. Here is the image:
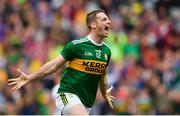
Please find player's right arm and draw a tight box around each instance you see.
[8,55,66,90]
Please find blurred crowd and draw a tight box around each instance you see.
[0,0,179,115]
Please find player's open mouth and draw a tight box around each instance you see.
[105,26,109,32]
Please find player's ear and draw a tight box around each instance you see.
[91,22,96,29]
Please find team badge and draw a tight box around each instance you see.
[104,54,108,60]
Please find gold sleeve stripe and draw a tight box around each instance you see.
[60,93,68,105]
[68,58,107,75]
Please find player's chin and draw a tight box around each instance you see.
[103,35,109,38]
[99,31,109,38]
[103,32,109,37]
[100,34,108,38]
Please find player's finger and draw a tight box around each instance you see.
[8,81,17,86]
[108,97,115,102]
[16,84,22,90]
[12,84,20,90]
[110,98,115,102]
[17,69,26,76]
[108,101,114,109]
[8,78,18,82]
[110,95,115,100]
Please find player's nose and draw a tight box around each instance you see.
[107,19,111,25]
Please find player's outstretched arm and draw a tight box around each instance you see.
[8,55,66,90]
[99,71,115,109]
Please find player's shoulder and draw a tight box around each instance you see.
[102,42,111,55]
[72,37,89,45]
[103,42,111,50]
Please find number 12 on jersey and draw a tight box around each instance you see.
[95,50,101,59]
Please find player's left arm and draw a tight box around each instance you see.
[99,70,115,109]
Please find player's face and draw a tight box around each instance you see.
[95,12,111,37]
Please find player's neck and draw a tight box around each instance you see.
[88,33,104,44]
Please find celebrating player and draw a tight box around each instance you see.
[8,9,115,115]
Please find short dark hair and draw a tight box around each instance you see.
[86,9,105,30]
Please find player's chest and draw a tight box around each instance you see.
[76,46,108,62]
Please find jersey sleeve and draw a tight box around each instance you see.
[61,42,75,61]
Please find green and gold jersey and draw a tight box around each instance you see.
[58,36,111,107]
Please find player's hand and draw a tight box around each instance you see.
[105,86,115,109]
[8,69,30,90]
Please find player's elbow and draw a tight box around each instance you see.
[49,64,58,73]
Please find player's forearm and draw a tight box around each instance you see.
[99,75,108,98]
[28,56,66,81]
[28,62,57,81]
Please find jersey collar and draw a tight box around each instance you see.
[87,35,103,46]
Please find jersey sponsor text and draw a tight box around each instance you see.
[68,59,107,75]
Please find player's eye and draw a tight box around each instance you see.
[102,17,107,21]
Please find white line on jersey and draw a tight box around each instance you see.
[103,42,111,49]
[72,38,89,45]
